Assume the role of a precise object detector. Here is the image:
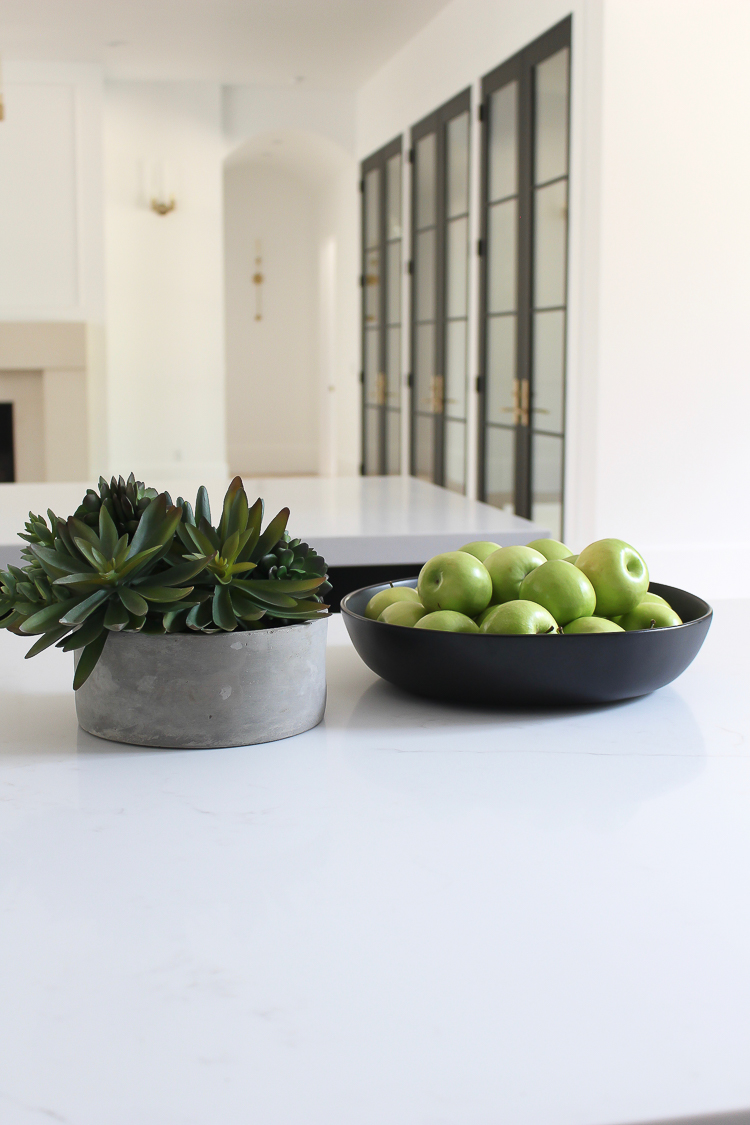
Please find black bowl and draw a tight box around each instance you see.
[340,579,712,706]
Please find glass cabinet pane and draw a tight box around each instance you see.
[415,229,436,322]
[364,407,381,474]
[445,320,467,420]
[535,48,569,185]
[415,133,437,228]
[386,409,401,474]
[364,168,379,248]
[488,200,517,313]
[531,432,563,539]
[446,216,468,318]
[364,247,379,325]
[386,326,401,405]
[414,414,435,481]
[444,418,466,493]
[386,153,402,238]
[364,327,380,406]
[414,323,435,414]
[447,111,470,218]
[486,315,516,424]
[533,178,567,308]
[387,240,401,325]
[489,82,517,201]
[532,309,564,433]
[485,426,515,510]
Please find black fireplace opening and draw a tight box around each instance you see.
[0,403,15,482]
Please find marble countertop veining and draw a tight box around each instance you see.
[0,604,748,1125]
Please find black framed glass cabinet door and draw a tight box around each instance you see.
[361,137,403,475]
[410,89,471,493]
[478,17,571,537]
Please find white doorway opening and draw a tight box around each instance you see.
[223,131,358,478]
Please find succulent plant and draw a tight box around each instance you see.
[0,474,330,687]
[74,473,159,537]
[169,477,330,633]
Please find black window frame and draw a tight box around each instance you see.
[409,87,472,489]
[360,134,403,477]
[478,16,572,529]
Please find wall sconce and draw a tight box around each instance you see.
[141,160,177,215]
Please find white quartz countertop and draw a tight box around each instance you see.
[0,475,548,567]
[1,603,748,1125]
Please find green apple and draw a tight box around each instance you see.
[459,541,502,563]
[619,602,682,631]
[479,600,558,635]
[563,616,624,634]
[575,538,649,617]
[519,559,596,625]
[475,604,498,627]
[562,554,578,565]
[418,551,492,617]
[526,538,573,561]
[414,610,479,633]
[483,545,547,604]
[365,585,421,621]
[378,601,427,627]
[640,591,670,608]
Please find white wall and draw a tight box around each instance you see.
[104,82,228,481]
[0,61,105,323]
[0,61,106,476]
[593,0,750,596]
[224,162,319,475]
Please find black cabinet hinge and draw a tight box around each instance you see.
[407,259,414,275]
[407,373,413,388]
[408,147,415,164]
[477,238,485,257]
[478,104,485,123]
[358,274,364,287]
[359,178,364,193]
[475,375,485,394]
[360,370,365,384]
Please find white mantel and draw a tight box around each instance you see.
[0,322,90,482]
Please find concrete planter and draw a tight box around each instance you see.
[74,618,328,749]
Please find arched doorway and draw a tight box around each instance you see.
[223,131,358,478]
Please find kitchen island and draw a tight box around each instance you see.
[0,602,748,1125]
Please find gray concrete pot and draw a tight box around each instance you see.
[74,618,328,749]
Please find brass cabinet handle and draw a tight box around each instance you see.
[520,379,530,427]
[431,374,444,414]
[377,372,386,406]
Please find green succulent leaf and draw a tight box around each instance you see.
[158,556,214,586]
[195,485,212,528]
[136,586,194,603]
[186,601,217,631]
[60,588,110,627]
[18,597,79,635]
[251,507,289,562]
[73,630,108,690]
[249,576,326,594]
[126,494,182,560]
[61,608,107,650]
[25,626,70,659]
[98,504,118,560]
[118,587,149,616]
[212,585,237,631]
[104,598,130,631]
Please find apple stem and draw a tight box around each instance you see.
[650,619,656,628]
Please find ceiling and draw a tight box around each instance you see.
[0,0,454,89]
